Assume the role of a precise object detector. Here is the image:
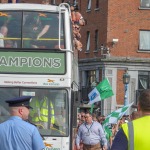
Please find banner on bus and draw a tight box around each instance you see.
[0,51,66,74]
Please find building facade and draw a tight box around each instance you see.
[77,0,150,115]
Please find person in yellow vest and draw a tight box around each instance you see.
[29,96,55,129]
[111,89,150,150]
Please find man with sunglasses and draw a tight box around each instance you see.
[76,111,107,150]
[0,96,45,150]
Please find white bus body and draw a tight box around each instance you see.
[0,3,79,150]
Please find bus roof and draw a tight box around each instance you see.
[0,3,67,12]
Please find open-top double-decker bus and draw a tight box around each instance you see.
[0,3,79,150]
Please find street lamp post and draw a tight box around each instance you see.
[123,70,130,106]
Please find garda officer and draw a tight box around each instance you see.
[111,89,150,150]
[0,96,45,150]
[30,96,55,129]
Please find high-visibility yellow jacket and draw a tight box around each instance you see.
[30,96,55,124]
[122,116,150,150]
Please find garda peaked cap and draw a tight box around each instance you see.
[5,96,33,109]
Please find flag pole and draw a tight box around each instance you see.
[90,104,94,113]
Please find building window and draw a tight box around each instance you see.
[87,0,91,10]
[73,0,77,5]
[139,30,150,50]
[95,0,99,9]
[51,0,56,5]
[138,71,150,89]
[86,31,90,52]
[140,0,150,8]
[94,29,99,51]
[136,71,150,104]
[87,70,96,87]
[81,70,96,103]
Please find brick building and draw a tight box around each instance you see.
[77,0,150,115]
[1,0,149,115]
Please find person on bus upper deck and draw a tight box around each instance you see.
[0,0,7,3]
[41,0,49,5]
[0,96,45,150]
[35,0,52,40]
[70,2,85,26]
[8,0,20,3]
[0,26,8,47]
[31,0,60,49]
[31,13,58,49]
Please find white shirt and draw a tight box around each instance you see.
[0,33,4,47]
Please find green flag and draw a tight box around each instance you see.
[102,102,133,137]
[103,102,133,127]
[88,78,114,105]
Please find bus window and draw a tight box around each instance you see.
[0,87,68,136]
[0,11,21,48]
[0,88,19,123]
[0,12,7,27]
[20,88,68,136]
[22,12,65,49]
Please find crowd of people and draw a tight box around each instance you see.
[70,2,85,51]
[74,106,140,150]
